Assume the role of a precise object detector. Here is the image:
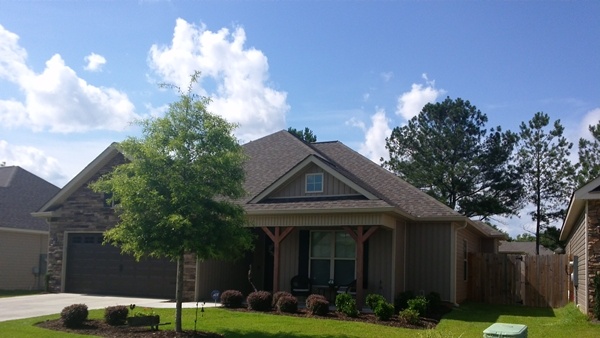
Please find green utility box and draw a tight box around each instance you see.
[483,323,528,338]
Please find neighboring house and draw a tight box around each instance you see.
[34,130,505,305]
[498,241,554,255]
[0,166,59,290]
[560,176,600,316]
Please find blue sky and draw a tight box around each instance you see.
[1,1,598,236]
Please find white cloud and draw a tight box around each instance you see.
[0,24,138,133]
[578,107,600,140]
[348,108,392,163]
[148,18,289,142]
[380,72,393,82]
[396,73,445,120]
[0,140,65,185]
[84,53,106,72]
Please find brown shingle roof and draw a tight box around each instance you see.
[0,166,60,231]
[498,241,554,255]
[241,130,462,219]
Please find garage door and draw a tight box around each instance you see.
[65,233,177,299]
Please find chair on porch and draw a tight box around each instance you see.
[291,275,312,297]
[336,279,357,296]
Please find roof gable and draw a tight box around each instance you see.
[35,143,120,214]
[0,166,60,231]
[561,175,600,240]
[249,154,378,203]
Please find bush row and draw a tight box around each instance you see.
[220,289,329,315]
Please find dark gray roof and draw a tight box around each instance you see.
[498,241,554,255]
[471,221,508,238]
[242,130,462,219]
[0,166,60,231]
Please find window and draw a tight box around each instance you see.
[463,239,468,281]
[309,231,356,285]
[305,173,323,193]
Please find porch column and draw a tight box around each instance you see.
[344,225,379,309]
[261,226,295,293]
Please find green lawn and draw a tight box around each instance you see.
[0,302,598,337]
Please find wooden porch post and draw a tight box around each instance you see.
[261,226,295,293]
[344,225,379,310]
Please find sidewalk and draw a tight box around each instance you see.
[0,293,221,322]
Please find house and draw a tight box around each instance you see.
[0,166,59,290]
[498,241,554,255]
[560,176,600,316]
[34,130,505,305]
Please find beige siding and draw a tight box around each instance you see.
[393,220,406,298]
[196,259,250,300]
[366,228,393,301]
[455,226,482,303]
[279,229,300,292]
[405,222,452,300]
[0,229,48,290]
[567,212,587,314]
[271,164,358,198]
[248,213,396,228]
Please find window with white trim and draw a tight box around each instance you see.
[309,231,356,285]
[305,173,323,193]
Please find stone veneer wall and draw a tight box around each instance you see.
[45,153,196,300]
[587,200,600,315]
[46,154,125,293]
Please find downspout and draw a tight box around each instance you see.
[451,221,468,307]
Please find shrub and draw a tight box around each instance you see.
[272,291,292,307]
[398,308,420,325]
[407,295,428,316]
[366,293,386,310]
[305,294,326,309]
[426,291,442,314]
[276,295,298,313]
[335,293,358,317]
[394,290,415,312]
[220,290,244,308]
[247,291,273,311]
[307,297,329,316]
[374,301,395,321]
[104,305,128,326]
[60,303,88,328]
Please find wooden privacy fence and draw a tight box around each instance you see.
[468,253,568,308]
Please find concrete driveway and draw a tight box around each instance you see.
[0,293,220,322]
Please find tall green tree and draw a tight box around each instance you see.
[90,74,254,332]
[383,97,523,219]
[287,127,317,142]
[517,112,575,255]
[577,121,600,187]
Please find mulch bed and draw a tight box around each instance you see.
[36,306,451,337]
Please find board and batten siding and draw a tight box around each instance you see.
[566,211,587,314]
[455,225,482,303]
[278,229,300,292]
[0,229,47,290]
[195,259,250,300]
[366,228,393,300]
[393,220,406,299]
[405,222,452,301]
[270,163,359,198]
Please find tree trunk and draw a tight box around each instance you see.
[175,252,184,332]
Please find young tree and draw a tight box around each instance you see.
[90,74,254,332]
[517,112,575,255]
[577,121,600,187]
[383,97,523,219]
[287,127,317,142]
